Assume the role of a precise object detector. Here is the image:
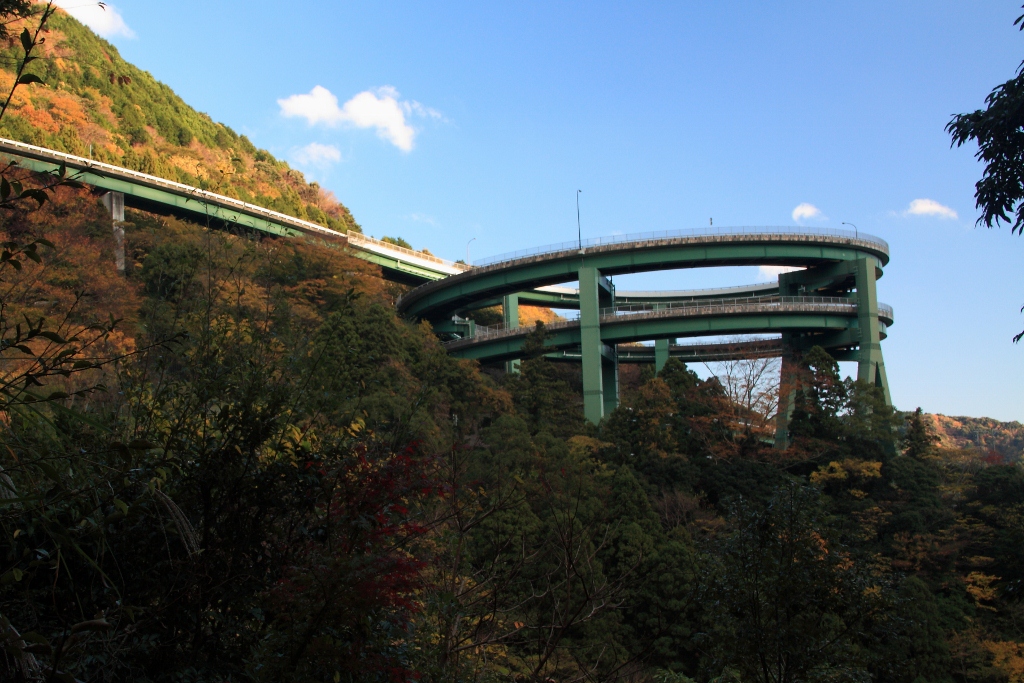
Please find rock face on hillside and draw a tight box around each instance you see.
[0,9,360,234]
[928,413,1024,462]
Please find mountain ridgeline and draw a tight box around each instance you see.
[0,7,360,233]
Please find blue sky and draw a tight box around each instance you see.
[64,1,1023,421]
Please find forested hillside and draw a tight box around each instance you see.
[2,195,1023,682]
[0,5,1022,683]
[0,7,360,233]
[929,414,1024,462]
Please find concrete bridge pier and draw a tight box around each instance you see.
[774,332,799,450]
[579,265,618,424]
[101,191,126,275]
[655,338,670,373]
[854,257,891,405]
[503,293,520,374]
[774,256,891,449]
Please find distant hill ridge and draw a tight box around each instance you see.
[0,8,361,234]
[927,413,1024,462]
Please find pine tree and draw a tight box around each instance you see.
[902,407,939,460]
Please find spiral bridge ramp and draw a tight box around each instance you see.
[0,138,893,444]
[397,229,893,441]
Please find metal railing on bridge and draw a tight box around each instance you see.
[598,295,856,317]
[444,295,885,347]
[474,226,889,268]
[0,137,345,240]
[346,232,471,272]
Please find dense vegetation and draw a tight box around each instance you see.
[0,186,1020,682]
[0,6,361,233]
[929,414,1024,463]
[0,4,1020,683]
[947,5,1024,341]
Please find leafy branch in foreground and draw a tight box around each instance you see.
[0,1,55,122]
[947,5,1024,342]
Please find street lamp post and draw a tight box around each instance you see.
[842,222,859,240]
[466,237,476,265]
[577,190,583,253]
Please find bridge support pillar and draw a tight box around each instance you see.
[655,338,670,374]
[854,258,891,405]
[774,333,799,450]
[603,346,619,417]
[101,191,126,275]
[503,293,520,374]
[579,266,616,424]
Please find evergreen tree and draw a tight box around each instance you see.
[903,407,940,459]
[506,323,585,437]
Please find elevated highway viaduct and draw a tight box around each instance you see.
[0,138,893,442]
[396,230,893,433]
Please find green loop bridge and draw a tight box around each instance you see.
[0,137,893,445]
[396,229,893,443]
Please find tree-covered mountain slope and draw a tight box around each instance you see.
[928,413,1024,462]
[0,7,361,234]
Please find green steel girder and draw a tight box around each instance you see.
[474,289,579,309]
[655,338,670,372]
[549,338,785,365]
[5,144,482,286]
[447,311,861,364]
[401,241,888,322]
[789,328,861,350]
[855,257,890,405]
[614,284,779,306]
[354,250,453,282]
[601,312,854,344]
[579,266,606,423]
[503,293,521,374]
[464,282,774,315]
[779,260,882,295]
[10,157,317,239]
[465,283,780,314]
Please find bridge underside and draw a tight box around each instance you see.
[0,138,893,443]
[402,236,893,438]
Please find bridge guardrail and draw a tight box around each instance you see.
[599,295,854,317]
[445,296,889,347]
[0,136,346,240]
[346,232,471,272]
[474,226,889,267]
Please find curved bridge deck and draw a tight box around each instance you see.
[398,226,893,427]
[399,229,888,321]
[0,137,894,432]
[0,137,470,281]
[445,296,892,363]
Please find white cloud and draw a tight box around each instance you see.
[278,86,345,126]
[402,100,444,121]
[758,265,802,281]
[791,203,824,222]
[292,142,341,167]
[55,1,135,39]
[278,85,439,152]
[904,198,958,220]
[408,213,437,226]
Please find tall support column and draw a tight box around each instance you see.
[774,332,799,450]
[655,338,670,374]
[600,275,618,416]
[854,257,891,405]
[579,265,605,424]
[503,293,521,374]
[602,348,619,417]
[101,191,125,275]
